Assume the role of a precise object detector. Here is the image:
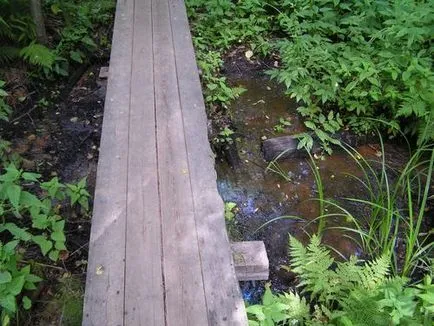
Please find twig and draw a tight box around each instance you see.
[10,105,37,123]
[21,260,65,270]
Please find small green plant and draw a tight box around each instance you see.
[66,177,91,212]
[273,117,292,133]
[214,127,235,145]
[224,202,237,222]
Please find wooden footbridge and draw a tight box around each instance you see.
[82,0,268,325]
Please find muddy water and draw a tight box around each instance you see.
[216,76,378,295]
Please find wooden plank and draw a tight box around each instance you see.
[152,0,209,324]
[232,241,269,281]
[168,0,248,324]
[124,0,165,324]
[82,0,133,324]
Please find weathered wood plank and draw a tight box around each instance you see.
[153,0,209,324]
[82,0,133,324]
[168,0,248,324]
[232,241,269,281]
[124,0,164,324]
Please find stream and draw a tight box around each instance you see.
[215,75,383,299]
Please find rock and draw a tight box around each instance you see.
[262,135,312,161]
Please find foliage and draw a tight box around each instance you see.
[314,137,434,276]
[0,160,90,324]
[246,284,309,326]
[0,0,55,68]
[273,117,292,134]
[214,126,236,145]
[265,134,433,277]
[248,235,434,325]
[0,0,115,77]
[268,0,434,145]
[187,0,434,149]
[186,0,269,109]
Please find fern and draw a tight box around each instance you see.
[289,235,390,307]
[290,235,337,304]
[19,43,55,69]
[333,288,391,326]
[251,237,430,325]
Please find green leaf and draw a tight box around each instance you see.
[25,274,42,283]
[49,250,59,261]
[402,71,411,82]
[0,271,12,284]
[22,296,31,310]
[6,275,25,296]
[55,241,66,251]
[262,284,273,305]
[0,223,32,241]
[7,184,21,209]
[32,235,53,256]
[70,51,83,63]
[21,172,41,181]
[52,220,65,232]
[304,121,316,130]
[0,295,16,313]
[4,240,19,254]
[51,231,66,242]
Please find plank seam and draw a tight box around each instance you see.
[167,0,210,322]
[152,0,168,323]
[123,0,136,324]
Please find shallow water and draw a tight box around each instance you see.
[216,76,378,293]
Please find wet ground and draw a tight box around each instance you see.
[215,75,389,297]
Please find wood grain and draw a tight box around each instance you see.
[82,0,133,324]
[168,0,248,323]
[124,0,164,324]
[153,0,209,324]
[84,0,248,323]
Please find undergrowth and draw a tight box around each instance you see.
[0,0,115,78]
[0,142,90,325]
[186,0,434,150]
[247,235,434,326]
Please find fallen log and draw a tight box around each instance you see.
[262,131,376,161]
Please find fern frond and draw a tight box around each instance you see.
[278,291,310,322]
[359,255,389,290]
[335,288,390,326]
[289,235,336,302]
[19,43,55,69]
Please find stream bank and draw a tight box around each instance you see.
[213,67,416,298]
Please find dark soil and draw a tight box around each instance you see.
[1,63,108,325]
